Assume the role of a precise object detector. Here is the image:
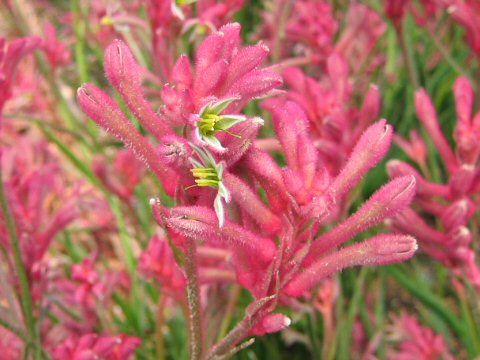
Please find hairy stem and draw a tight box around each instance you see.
[185,236,203,360]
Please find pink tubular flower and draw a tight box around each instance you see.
[182,0,244,36]
[0,138,80,274]
[335,4,386,74]
[0,36,40,113]
[92,149,145,202]
[104,39,172,141]
[285,234,417,297]
[138,234,186,298]
[446,0,480,55]
[259,1,384,75]
[387,314,454,360]
[160,22,282,136]
[41,22,71,70]
[391,76,480,290]
[414,89,458,172]
[250,313,291,336]
[53,257,129,336]
[77,83,178,196]
[385,0,410,28]
[283,0,338,58]
[264,55,382,176]
[52,333,141,360]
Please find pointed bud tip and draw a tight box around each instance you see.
[149,198,158,206]
[375,235,418,259]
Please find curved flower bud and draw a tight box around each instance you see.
[331,120,393,198]
[387,160,450,198]
[77,84,177,195]
[453,76,473,127]
[390,208,447,246]
[164,206,276,263]
[305,175,416,264]
[223,42,270,88]
[104,39,171,140]
[449,164,476,197]
[393,130,428,167]
[441,198,475,230]
[251,313,291,336]
[224,173,282,234]
[285,235,417,297]
[222,117,264,166]
[415,89,457,172]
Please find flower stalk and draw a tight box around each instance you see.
[184,235,203,360]
[0,161,39,359]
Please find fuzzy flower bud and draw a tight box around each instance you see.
[224,172,282,235]
[77,84,178,195]
[449,164,476,197]
[331,120,393,198]
[251,313,291,336]
[415,89,457,172]
[222,117,264,167]
[393,130,428,167]
[387,160,450,198]
[306,175,416,263]
[359,85,381,126]
[104,39,171,140]
[441,198,475,230]
[285,235,417,297]
[453,76,473,127]
[164,206,276,263]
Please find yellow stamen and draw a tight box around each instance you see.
[190,166,220,188]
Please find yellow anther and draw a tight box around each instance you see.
[199,113,221,135]
[101,16,114,26]
[195,179,219,187]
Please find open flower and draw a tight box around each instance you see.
[189,145,230,226]
[192,96,246,151]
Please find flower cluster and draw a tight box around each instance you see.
[78,22,417,357]
[389,76,480,290]
[8,0,480,358]
[387,314,454,360]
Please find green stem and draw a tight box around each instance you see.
[308,310,322,358]
[458,289,480,356]
[0,318,51,360]
[71,0,89,84]
[386,267,466,341]
[217,285,240,341]
[0,316,29,343]
[155,296,167,360]
[426,26,472,81]
[0,159,38,358]
[272,0,293,63]
[337,268,367,360]
[374,270,386,359]
[397,23,420,90]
